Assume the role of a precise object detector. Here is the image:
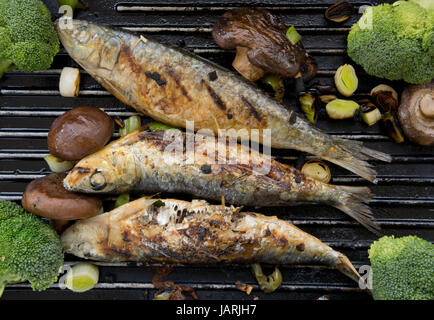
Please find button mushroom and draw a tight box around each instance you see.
[212,8,308,82]
[398,81,434,146]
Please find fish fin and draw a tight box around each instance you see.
[333,186,382,235]
[328,157,378,183]
[324,138,391,183]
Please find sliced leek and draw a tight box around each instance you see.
[334,64,358,97]
[65,262,99,293]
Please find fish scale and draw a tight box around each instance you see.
[56,19,391,183]
[60,197,363,283]
[64,129,379,233]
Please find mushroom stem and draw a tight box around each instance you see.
[419,93,434,118]
[233,46,265,81]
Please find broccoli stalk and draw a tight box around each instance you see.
[347,1,433,84]
[368,235,434,300]
[0,200,64,297]
[0,0,60,78]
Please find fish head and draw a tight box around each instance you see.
[55,19,122,73]
[64,148,140,194]
[61,217,107,260]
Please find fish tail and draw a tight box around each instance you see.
[324,138,391,183]
[332,186,381,235]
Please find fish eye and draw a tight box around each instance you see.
[90,170,107,191]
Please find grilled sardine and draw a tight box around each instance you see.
[64,129,379,233]
[55,19,391,182]
[61,198,362,282]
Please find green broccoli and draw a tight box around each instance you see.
[0,200,64,297]
[347,0,434,84]
[0,0,60,78]
[368,235,434,300]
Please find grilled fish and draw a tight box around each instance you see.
[55,19,391,182]
[64,129,379,233]
[61,197,362,282]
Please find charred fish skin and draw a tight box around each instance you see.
[64,129,379,233]
[61,198,362,282]
[56,20,391,182]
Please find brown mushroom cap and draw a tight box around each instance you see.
[212,8,307,79]
[48,106,114,161]
[22,173,103,220]
[398,81,434,146]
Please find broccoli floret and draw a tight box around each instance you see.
[368,235,434,300]
[347,1,434,84]
[0,200,64,297]
[0,0,59,78]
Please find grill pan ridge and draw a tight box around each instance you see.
[0,0,433,300]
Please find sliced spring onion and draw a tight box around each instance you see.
[148,122,176,131]
[299,92,317,124]
[326,99,359,119]
[319,94,337,104]
[153,291,173,300]
[360,103,382,126]
[261,75,285,102]
[119,115,142,136]
[44,154,75,173]
[382,112,404,143]
[152,200,166,208]
[114,193,130,208]
[65,262,99,293]
[301,159,331,184]
[286,26,302,45]
[251,263,283,293]
[370,84,399,113]
[334,64,358,97]
[59,67,80,97]
[325,1,354,23]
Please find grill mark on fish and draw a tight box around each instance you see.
[241,96,262,121]
[202,80,226,111]
[137,130,174,152]
[60,198,362,282]
[74,167,91,174]
[64,129,379,233]
[121,45,143,75]
[165,67,192,101]
[57,20,391,184]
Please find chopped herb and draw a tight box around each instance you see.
[152,200,166,208]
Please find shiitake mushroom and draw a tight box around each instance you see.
[48,106,114,161]
[22,173,103,220]
[212,8,309,81]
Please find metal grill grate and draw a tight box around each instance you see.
[1,0,433,300]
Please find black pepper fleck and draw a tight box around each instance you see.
[296,243,305,251]
[200,165,212,174]
[227,114,233,119]
[145,71,164,84]
[208,71,218,81]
